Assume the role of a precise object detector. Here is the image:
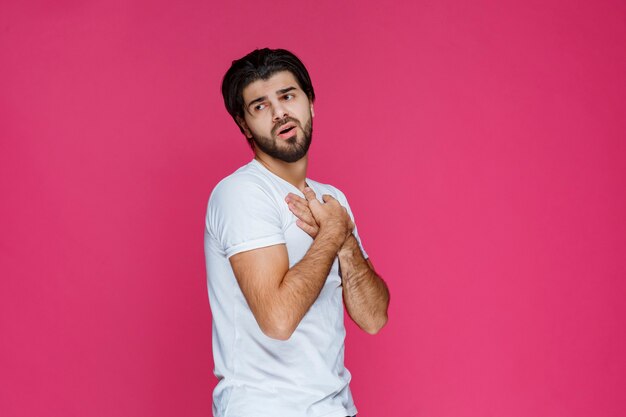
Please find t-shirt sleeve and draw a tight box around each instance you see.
[335,189,369,260]
[206,176,286,258]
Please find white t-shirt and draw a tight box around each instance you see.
[204,159,367,417]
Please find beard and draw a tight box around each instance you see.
[251,116,313,163]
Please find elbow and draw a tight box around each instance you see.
[362,313,388,335]
[262,328,294,341]
[259,319,297,341]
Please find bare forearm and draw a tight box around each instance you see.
[272,229,344,337]
[339,235,389,334]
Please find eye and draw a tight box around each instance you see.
[254,103,267,111]
[282,94,294,101]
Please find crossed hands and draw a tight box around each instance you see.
[285,187,354,243]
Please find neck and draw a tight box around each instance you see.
[254,152,308,191]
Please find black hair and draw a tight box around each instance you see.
[221,48,315,145]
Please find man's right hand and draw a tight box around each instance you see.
[303,187,354,243]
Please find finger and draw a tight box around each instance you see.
[296,219,319,236]
[303,187,320,204]
[285,192,305,205]
[289,202,317,225]
[291,197,312,214]
[286,192,315,222]
[322,194,337,204]
[287,201,305,218]
[298,207,317,225]
[289,193,308,205]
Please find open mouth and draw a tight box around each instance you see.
[276,123,298,139]
[279,126,296,135]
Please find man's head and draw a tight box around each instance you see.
[221,48,315,162]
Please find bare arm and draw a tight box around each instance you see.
[230,188,353,341]
[286,191,390,335]
[337,236,389,334]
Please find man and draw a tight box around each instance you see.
[204,48,389,417]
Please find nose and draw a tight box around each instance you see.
[272,102,289,122]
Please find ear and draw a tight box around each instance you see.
[310,103,315,118]
[236,115,253,139]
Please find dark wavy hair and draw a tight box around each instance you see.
[221,48,315,146]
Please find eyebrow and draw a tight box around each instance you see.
[277,86,296,95]
[246,86,298,110]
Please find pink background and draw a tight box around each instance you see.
[1,0,625,416]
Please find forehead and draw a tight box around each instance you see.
[242,71,300,103]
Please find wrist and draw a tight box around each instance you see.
[316,225,347,252]
[338,234,358,257]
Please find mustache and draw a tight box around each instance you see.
[271,117,301,135]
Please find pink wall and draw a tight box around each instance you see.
[1,0,625,416]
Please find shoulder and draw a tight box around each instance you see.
[206,162,285,240]
[209,162,275,207]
